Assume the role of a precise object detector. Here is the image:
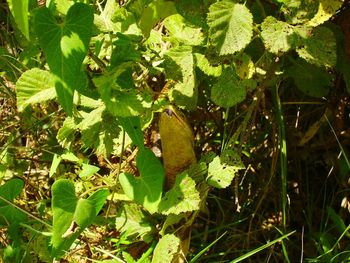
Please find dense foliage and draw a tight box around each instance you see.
[1,0,350,262]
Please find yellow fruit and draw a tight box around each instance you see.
[159,105,196,188]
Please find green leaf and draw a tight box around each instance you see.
[207,150,244,189]
[333,24,350,95]
[7,0,29,40]
[175,0,209,27]
[211,67,246,108]
[164,46,197,110]
[308,0,344,27]
[119,148,164,214]
[194,53,222,77]
[51,179,108,258]
[34,3,93,115]
[0,178,27,226]
[139,0,177,37]
[93,65,153,117]
[261,16,298,54]
[296,26,337,68]
[57,117,77,149]
[118,116,145,149]
[49,154,61,177]
[115,203,155,243]
[164,14,204,46]
[207,2,253,55]
[152,234,180,263]
[79,107,121,157]
[288,58,332,98]
[16,68,56,112]
[281,0,318,25]
[158,173,200,215]
[79,164,100,179]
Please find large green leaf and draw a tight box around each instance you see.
[7,0,29,40]
[211,67,246,108]
[51,179,109,258]
[93,65,153,117]
[164,14,204,46]
[288,58,332,98]
[296,26,337,68]
[115,203,156,243]
[79,107,121,157]
[261,16,298,54]
[139,0,177,37]
[152,234,180,263]
[207,2,253,55]
[119,148,164,214]
[207,150,245,189]
[16,68,56,111]
[164,46,197,110]
[308,0,344,27]
[34,3,93,115]
[158,172,200,215]
[118,116,145,149]
[194,53,222,77]
[0,178,27,226]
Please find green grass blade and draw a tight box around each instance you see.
[230,230,296,263]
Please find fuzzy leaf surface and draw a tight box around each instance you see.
[261,16,297,54]
[207,2,253,55]
[152,234,180,263]
[297,27,337,67]
[211,67,246,108]
[164,46,197,110]
[158,173,200,215]
[207,150,245,189]
[16,68,56,111]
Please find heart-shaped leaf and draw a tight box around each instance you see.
[51,179,109,258]
[119,148,164,213]
[34,3,93,115]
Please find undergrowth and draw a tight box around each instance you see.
[1,0,350,262]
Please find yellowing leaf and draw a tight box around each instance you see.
[308,0,344,27]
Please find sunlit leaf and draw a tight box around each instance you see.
[0,178,26,226]
[158,172,200,215]
[139,0,177,37]
[7,0,29,39]
[119,148,164,214]
[51,179,108,258]
[297,26,337,68]
[164,46,197,110]
[207,150,244,189]
[152,234,180,263]
[16,68,56,112]
[308,0,344,27]
[164,14,204,46]
[261,16,298,54]
[207,2,253,55]
[34,3,93,115]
